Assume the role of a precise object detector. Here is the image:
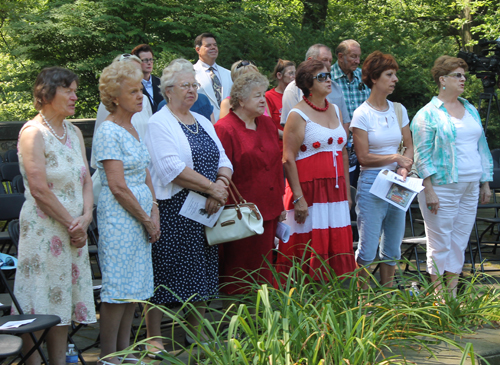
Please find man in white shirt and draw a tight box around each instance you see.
[193,32,232,121]
[280,44,350,136]
[131,44,163,113]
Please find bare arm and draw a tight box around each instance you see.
[283,111,308,224]
[219,98,231,120]
[210,112,216,125]
[205,167,233,214]
[103,160,159,242]
[396,125,414,180]
[352,127,413,170]
[145,168,161,242]
[173,167,228,204]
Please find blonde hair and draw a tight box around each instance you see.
[230,72,269,110]
[230,60,259,82]
[99,61,143,113]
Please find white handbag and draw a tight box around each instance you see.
[205,179,264,246]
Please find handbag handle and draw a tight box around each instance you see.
[217,174,247,204]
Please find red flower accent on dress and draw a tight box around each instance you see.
[328,137,333,145]
[74,302,88,323]
[300,145,307,152]
[313,142,321,149]
[50,236,62,257]
[337,137,344,144]
[72,263,80,284]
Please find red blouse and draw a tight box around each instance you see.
[215,110,284,221]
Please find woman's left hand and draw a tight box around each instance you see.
[279,211,287,222]
[68,215,91,248]
[206,196,224,216]
[396,166,409,181]
[480,182,492,204]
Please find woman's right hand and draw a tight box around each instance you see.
[207,180,228,205]
[144,218,161,243]
[424,185,440,215]
[294,198,309,224]
[396,154,413,171]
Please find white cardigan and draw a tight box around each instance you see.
[144,106,232,200]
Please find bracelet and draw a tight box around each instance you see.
[152,201,158,206]
[205,181,213,192]
[293,195,303,205]
[217,176,229,186]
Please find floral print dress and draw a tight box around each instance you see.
[13,120,96,325]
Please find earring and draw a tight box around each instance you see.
[443,86,446,90]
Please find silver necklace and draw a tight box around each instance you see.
[366,100,389,112]
[40,112,67,140]
[167,106,198,134]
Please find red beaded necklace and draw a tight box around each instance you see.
[302,96,329,112]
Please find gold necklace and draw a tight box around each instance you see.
[167,105,199,134]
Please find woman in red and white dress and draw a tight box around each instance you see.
[278,58,355,279]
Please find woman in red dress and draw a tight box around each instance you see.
[215,72,285,294]
[265,59,296,153]
[278,58,355,280]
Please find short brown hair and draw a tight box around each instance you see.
[362,51,399,89]
[431,55,468,86]
[271,59,296,80]
[33,67,79,111]
[131,44,154,57]
[295,59,325,97]
[194,33,217,48]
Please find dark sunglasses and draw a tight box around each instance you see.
[236,60,256,69]
[313,72,332,82]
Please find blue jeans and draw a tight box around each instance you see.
[355,170,406,266]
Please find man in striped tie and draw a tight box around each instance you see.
[193,33,233,121]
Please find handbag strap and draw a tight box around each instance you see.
[227,179,246,204]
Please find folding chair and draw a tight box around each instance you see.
[0,260,60,365]
[11,176,24,195]
[0,195,25,254]
[3,150,18,163]
[0,334,23,364]
[0,164,21,194]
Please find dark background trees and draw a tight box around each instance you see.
[1,0,499,145]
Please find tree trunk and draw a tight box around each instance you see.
[460,1,473,51]
[301,0,329,31]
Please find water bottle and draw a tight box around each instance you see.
[409,282,420,297]
[66,344,78,365]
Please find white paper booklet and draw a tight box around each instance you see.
[275,222,291,243]
[369,169,424,211]
[179,191,224,227]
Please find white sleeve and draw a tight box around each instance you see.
[349,107,368,132]
[280,83,301,126]
[90,102,110,169]
[144,119,186,186]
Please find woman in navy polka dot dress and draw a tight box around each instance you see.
[144,59,232,351]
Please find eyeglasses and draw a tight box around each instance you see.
[168,82,201,90]
[119,54,132,61]
[141,58,155,64]
[312,72,332,82]
[283,71,296,76]
[444,72,467,80]
[236,60,256,69]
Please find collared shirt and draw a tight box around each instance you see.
[331,62,370,121]
[141,78,154,104]
[411,96,493,185]
[198,60,222,81]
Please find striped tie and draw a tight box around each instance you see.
[209,66,222,106]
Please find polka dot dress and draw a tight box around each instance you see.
[150,121,219,305]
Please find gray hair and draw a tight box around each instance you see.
[160,58,196,100]
[335,40,360,56]
[305,44,330,60]
[230,72,269,110]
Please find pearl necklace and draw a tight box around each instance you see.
[40,112,67,140]
[366,100,389,112]
[302,96,329,112]
[167,106,198,134]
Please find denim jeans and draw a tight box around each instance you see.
[355,169,406,266]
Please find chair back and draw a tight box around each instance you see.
[7,220,20,252]
[490,148,500,190]
[0,194,25,222]
[4,150,18,163]
[0,163,21,182]
[11,175,24,194]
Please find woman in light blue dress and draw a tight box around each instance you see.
[94,60,160,365]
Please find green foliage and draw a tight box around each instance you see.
[108,251,500,364]
[1,0,499,140]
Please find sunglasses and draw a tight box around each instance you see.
[236,60,256,69]
[119,54,132,61]
[313,72,332,82]
[444,72,467,80]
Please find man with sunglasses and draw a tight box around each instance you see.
[193,32,233,121]
[131,44,163,113]
[332,40,371,188]
[280,44,350,135]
